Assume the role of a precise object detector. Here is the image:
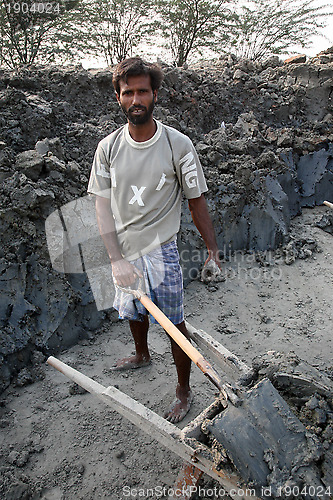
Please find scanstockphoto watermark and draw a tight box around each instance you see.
[122,485,332,498]
[179,247,283,282]
[122,485,257,498]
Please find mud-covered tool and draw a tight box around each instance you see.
[115,277,326,494]
[206,378,324,494]
[47,321,328,498]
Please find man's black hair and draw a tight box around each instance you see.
[112,57,164,95]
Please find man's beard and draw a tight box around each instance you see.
[122,99,155,125]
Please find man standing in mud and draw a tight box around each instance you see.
[87,57,221,423]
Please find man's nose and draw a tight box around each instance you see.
[132,91,142,105]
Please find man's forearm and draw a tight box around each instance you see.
[95,196,122,263]
[95,196,138,286]
[188,194,220,260]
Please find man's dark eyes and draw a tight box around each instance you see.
[123,89,148,95]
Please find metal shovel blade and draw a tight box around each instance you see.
[207,378,322,491]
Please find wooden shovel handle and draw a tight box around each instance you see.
[139,294,223,391]
[323,200,333,209]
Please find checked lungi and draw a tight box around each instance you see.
[113,240,184,325]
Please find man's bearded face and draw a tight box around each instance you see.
[121,98,155,126]
[117,74,157,126]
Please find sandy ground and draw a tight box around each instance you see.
[0,206,332,500]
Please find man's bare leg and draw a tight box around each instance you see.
[164,321,192,423]
[112,315,151,370]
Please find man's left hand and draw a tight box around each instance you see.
[201,253,224,283]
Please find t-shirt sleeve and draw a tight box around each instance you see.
[174,136,208,199]
[87,142,111,199]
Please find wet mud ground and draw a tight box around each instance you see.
[0,206,332,499]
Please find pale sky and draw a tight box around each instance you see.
[81,0,333,69]
[295,0,333,56]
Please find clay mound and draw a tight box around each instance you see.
[0,51,333,391]
[201,351,333,498]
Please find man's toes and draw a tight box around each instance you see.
[170,413,181,424]
[163,410,172,421]
[110,355,151,371]
[163,393,193,423]
[165,409,185,424]
[164,412,178,424]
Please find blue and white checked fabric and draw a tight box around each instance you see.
[113,240,184,324]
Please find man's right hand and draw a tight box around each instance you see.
[111,258,141,287]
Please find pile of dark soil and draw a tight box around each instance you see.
[0,49,332,391]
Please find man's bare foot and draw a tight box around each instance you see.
[164,385,193,424]
[111,354,151,371]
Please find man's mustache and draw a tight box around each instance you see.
[128,105,147,112]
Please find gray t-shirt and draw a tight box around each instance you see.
[87,120,208,259]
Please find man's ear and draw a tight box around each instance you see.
[154,90,158,102]
[116,93,121,105]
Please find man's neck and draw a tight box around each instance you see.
[128,118,157,143]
